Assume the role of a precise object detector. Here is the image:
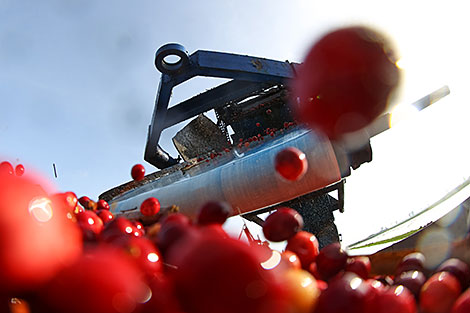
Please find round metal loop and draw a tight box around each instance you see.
[155,43,189,74]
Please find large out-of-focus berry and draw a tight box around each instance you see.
[40,247,148,313]
[291,26,400,139]
[420,272,461,313]
[436,258,470,291]
[262,207,303,242]
[170,235,286,313]
[0,171,82,293]
[196,201,232,225]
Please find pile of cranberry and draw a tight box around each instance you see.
[1,161,469,313]
[1,24,464,313]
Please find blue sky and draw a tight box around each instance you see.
[2,0,470,245]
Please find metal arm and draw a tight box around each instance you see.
[144,43,297,168]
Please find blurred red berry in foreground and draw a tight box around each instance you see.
[291,26,400,139]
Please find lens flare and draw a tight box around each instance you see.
[260,250,282,270]
[28,197,53,222]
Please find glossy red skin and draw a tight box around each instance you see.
[51,191,78,213]
[452,288,470,313]
[395,252,426,275]
[262,207,303,242]
[133,221,145,235]
[436,258,470,291]
[0,161,13,175]
[0,172,82,293]
[374,285,417,313]
[285,231,319,270]
[97,199,110,211]
[140,197,161,216]
[113,236,163,278]
[393,270,426,299]
[15,164,25,176]
[131,164,145,181]
[316,242,348,281]
[281,250,302,270]
[314,272,375,313]
[170,235,286,313]
[291,26,400,139]
[345,256,371,280]
[96,209,114,225]
[274,147,308,181]
[78,196,91,208]
[420,272,461,313]
[100,217,142,243]
[41,247,146,313]
[156,219,197,256]
[76,210,104,239]
[196,201,232,225]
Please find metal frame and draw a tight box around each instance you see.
[145,43,298,168]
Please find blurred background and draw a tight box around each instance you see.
[1,0,469,246]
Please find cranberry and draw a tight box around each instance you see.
[285,231,320,269]
[314,272,375,313]
[316,242,348,281]
[15,164,25,176]
[420,272,461,313]
[0,161,13,175]
[291,26,400,139]
[274,147,308,181]
[96,209,114,225]
[113,236,163,277]
[436,258,470,291]
[131,164,145,181]
[40,246,147,313]
[133,220,145,235]
[78,196,91,208]
[393,270,426,299]
[396,252,426,275]
[196,201,232,225]
[97,199,110,211]
[281,250,302,270]
[76,210,104,239]
[171,235,286,313]
[374,285,417,313]
[100,217,141,243]
[140,197,161,216]
[262,207,303,242]
[346,256,371,280]
[452,288,470,313]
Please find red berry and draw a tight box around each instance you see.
[285,231,320,269]
[196,201,232,225]
[262,207,303,242]
[100,217,142,242]
[256,122,261,127]
[76,210,104,239]
[375,285,417,313]
[452,288,470,313]
[140,197,160,216]
[131,164,145,181]
[396,252,426,275]
[393,270,426,299]
[346,256,371,280]
[170,235,285,313]
[316,242,349,281]
[420,272,461,313]
[291,26,400,139]
[15,164,25,176]
[78,196,91,207]
[40,247,147,313]
[314,272,375,313]
[0,161,13,175]
[274,147,308,181]
[97,199,110,210]
[96,209,114,225]
[436,258,470,291]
